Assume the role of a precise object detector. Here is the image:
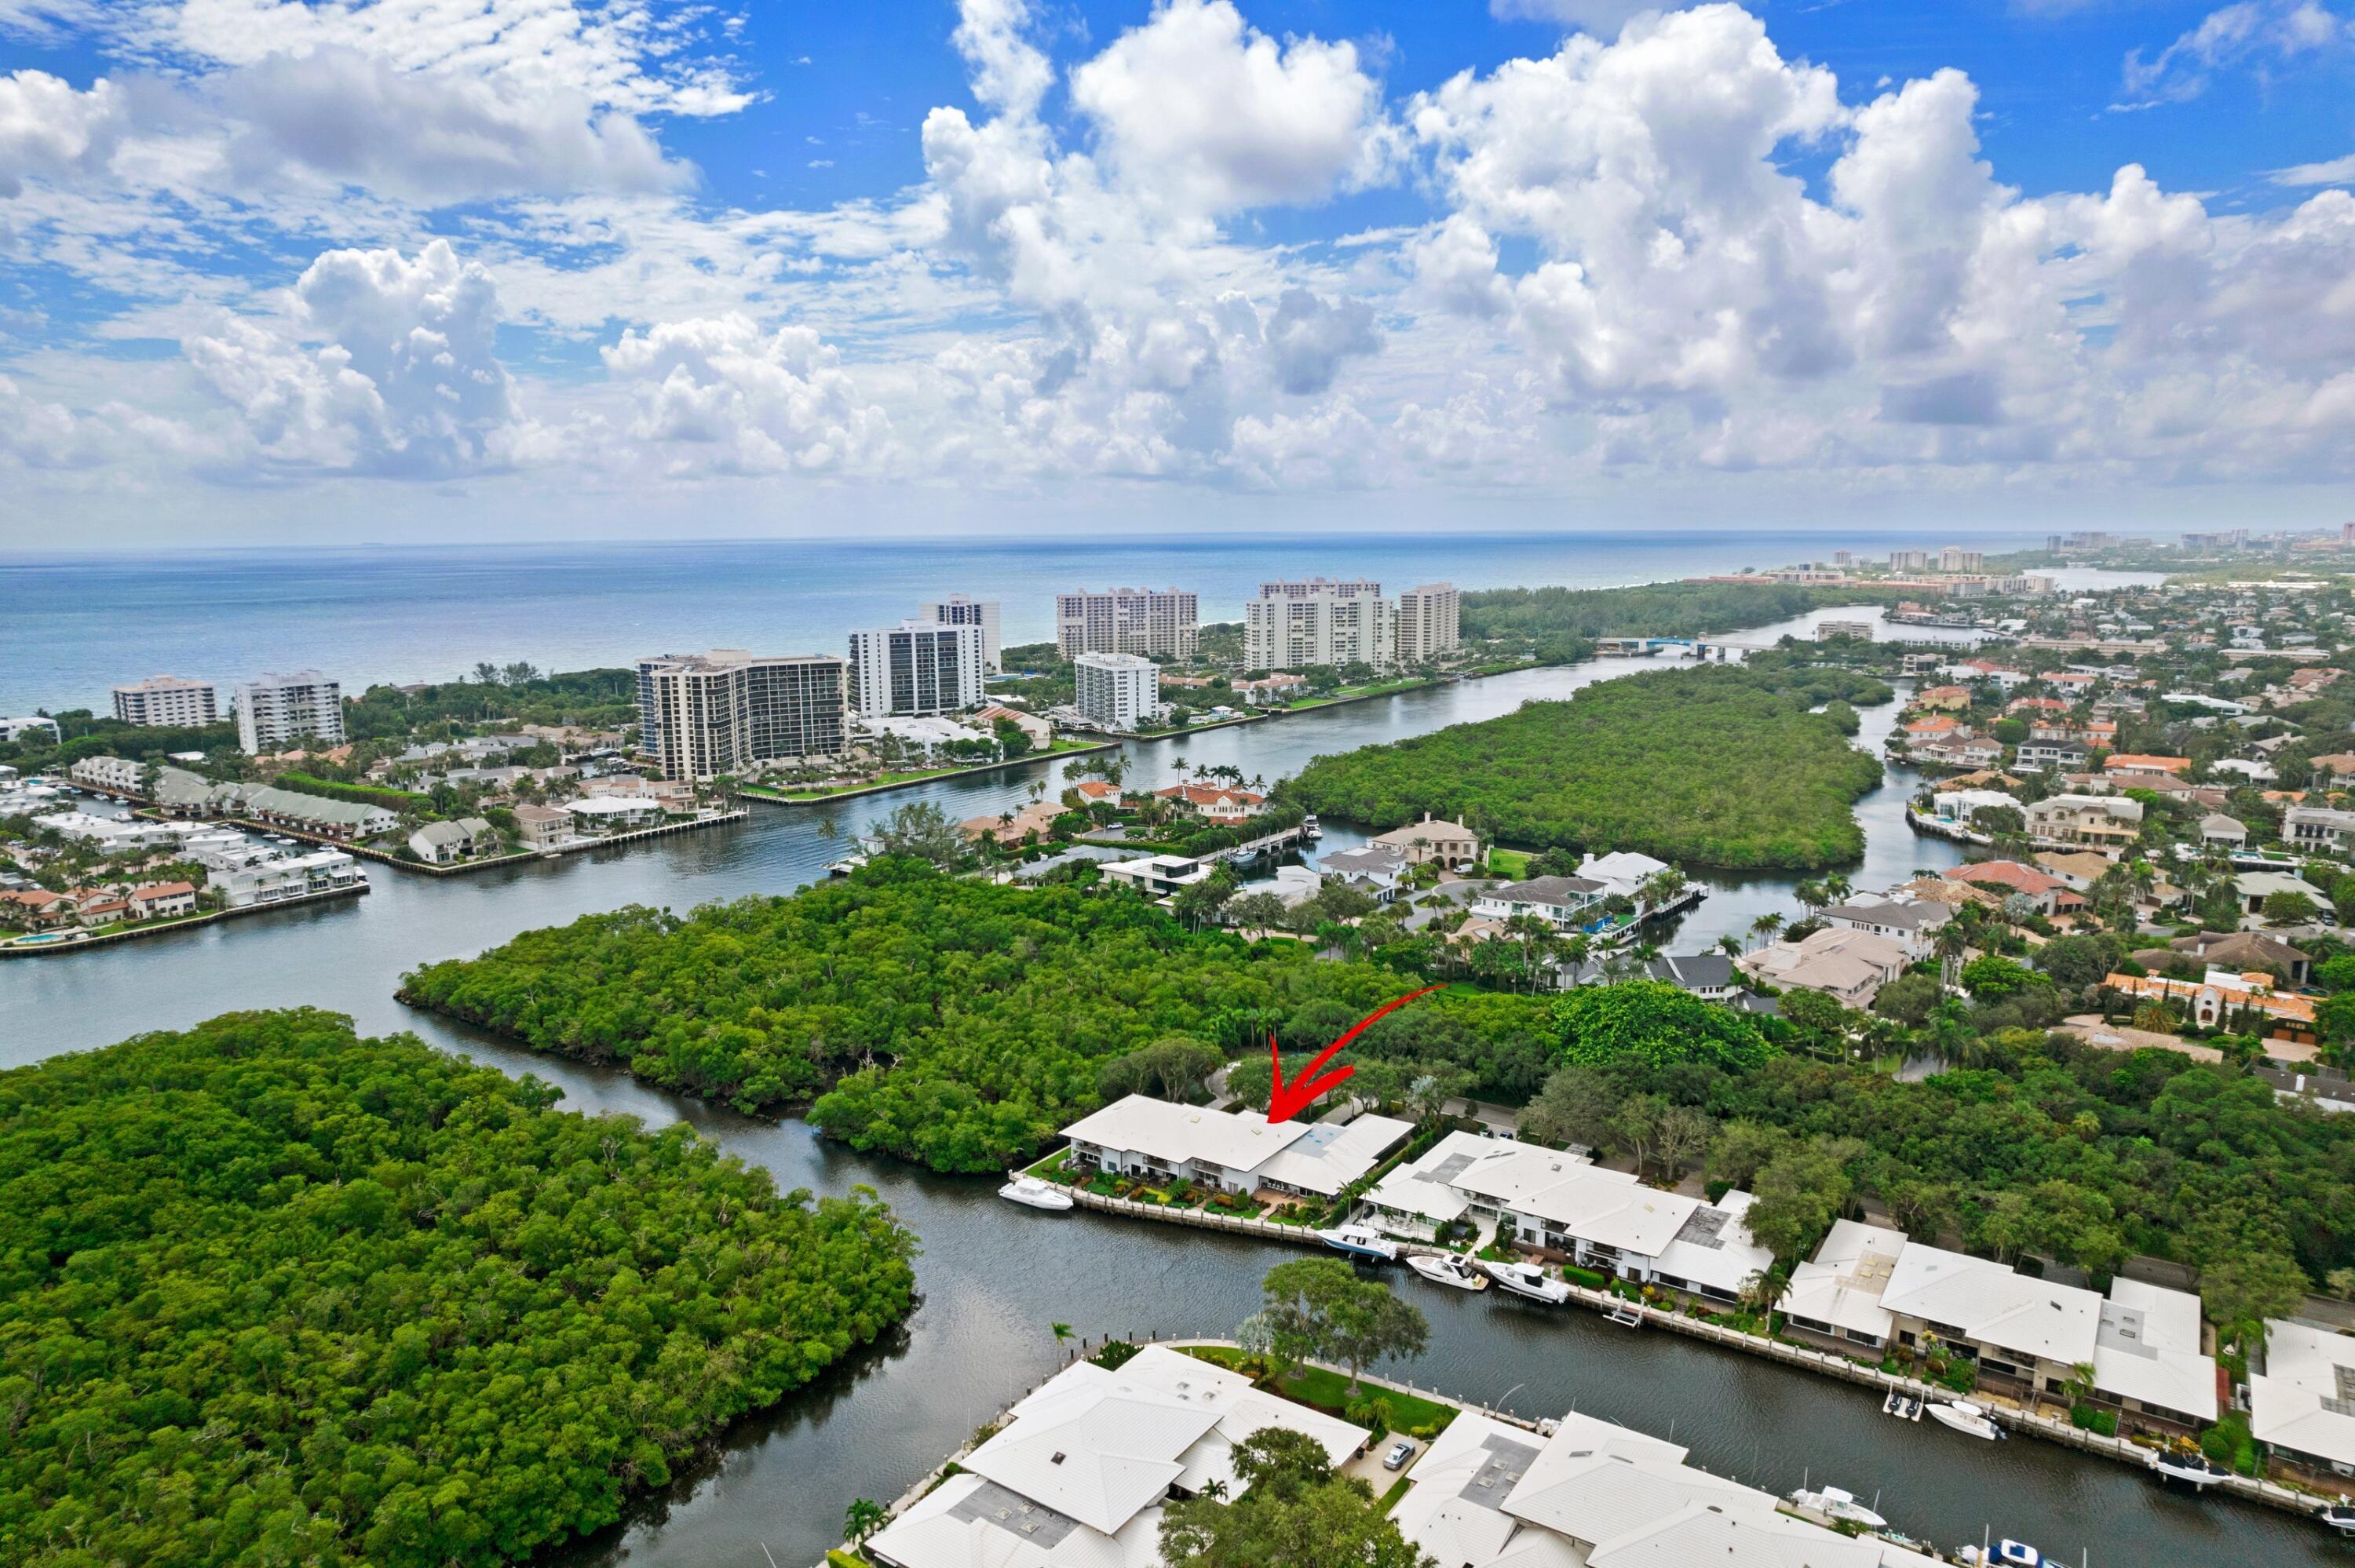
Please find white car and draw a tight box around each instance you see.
[1382,1439,1417,1471]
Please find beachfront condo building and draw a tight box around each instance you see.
[1074,651,1161,731]
[1394,582,1461,665]
[847,622,986,719]
[635,649,847,781]
[234,671,344,753]
[918,596,1002,673]
[111,676,219,728]
[1243,578,1395,670]
[1055,586,1198,660]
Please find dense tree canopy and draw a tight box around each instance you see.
[1283,666,1889,870]
[400,862,1535,1171]
[0,1011,917,1568]
[1459,582,1885,663]
[1551,979,1778,1072]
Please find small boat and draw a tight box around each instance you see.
[1882,1390,1924,1422]
[1958,1540,2046,1567]
[2317,1501,2355,1535]
[1790,1486,1888,1530]
[997,1176,1075,1212]
[1319,1225,1400,1262]
[1301,814,1323,841]
[1604,1302,1645,1329]
[2146,1445,2230,1488]
[1926,1401,2005,1441]
[1407,1253,1489,1291]
[1481,1259,1574,1304]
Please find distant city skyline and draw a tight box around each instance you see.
[3,2,2353,545]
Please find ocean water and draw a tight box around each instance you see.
[0,528,2064,710]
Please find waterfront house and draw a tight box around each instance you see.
[2285,803,2355,852]
[1099,853,1215,901]
[1944,860,2072,916]
[1574,850,1677,903]
[68,755,146,793]
[959,799,1069,846]
[1909,734,2005,770]
[407,816,494,865]
[207,782,399,841]
[1819,895,1952,961]
[863,1346,1370,1568]
[2233,868,2328,916]
[2104,753,2192,782]
[126,881,197,919]
[1643,951,1743,1001]
[559,796,665,835]
[2101,968,2317,1042]
[2250,1320,2355,1479]
[1152,782,1265,822]
[1057,1095,1410,1202]
[2014,739,2091,773]
[0,889,79,929]
[512,804,569,850]
[1471,875,1607,931]
[2025,793,2142,851]
[1446,1147,1774,1297]
[1313,844,1408,903]
[1911,684,1973,713]
[1070,779,1123,808]
[1370,813,1481,869]
[2200,812,2249,848]
[1736,926,1908,1008]
[1927,787,2018,826]
[1780,1219,1904,1353]
[195,847,363,907]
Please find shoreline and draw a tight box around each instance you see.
[737,740,1123,805]
[0,880,367,957]
[215,809,750,873]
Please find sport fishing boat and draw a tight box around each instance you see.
[1406,1253,1489,1290]
[1788,1486,1889,1530]
[1925,1400,2005,1441]
[1318,1224,1400,1262]
[997,1176,1075,1212]
[1480,1259,1575,1304]
[2145,1444,2231,1488]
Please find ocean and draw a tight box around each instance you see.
[0,528,2066,710]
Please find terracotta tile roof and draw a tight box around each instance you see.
[1945,860,2064,895]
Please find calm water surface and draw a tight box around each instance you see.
[5,596,2306,1568]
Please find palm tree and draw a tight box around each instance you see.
[844,1498,887,1547]
[1051,1321,1075,1347]
[1750,913,1784,951]
[1933,920,1970,989]
[1718,934,1743,959]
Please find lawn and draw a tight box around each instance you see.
[1178,1346,1458,1435]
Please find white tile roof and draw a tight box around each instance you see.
[2091,1280,2218,1422]
[1058,1095,1312,1174]
[1780,1220,1906,1340]
[1879,1242,2101,1366]
[1359,1129,1504,1227]
[2250,1319,2355,1468]
[1251,1112,1414,1198]
[1648,1191,1776,1297]
[1455,1151,1700,1256]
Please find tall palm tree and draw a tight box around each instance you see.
[1717,934,1743,959]
[1750,912,1784,951]
[845,1499,887,1546]
[1933,919,1970,988]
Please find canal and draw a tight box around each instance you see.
[5,597,2323,1568]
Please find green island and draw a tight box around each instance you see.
[1459,579,1889,662]
[0,1009,918,1568]
[1283,664,1892,871]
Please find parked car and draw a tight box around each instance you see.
[1382,1439,1418,1471]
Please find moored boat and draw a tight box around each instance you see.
[1301,813,1323,841]
[1481,1259,1574,1304]
[2317,1501,2355,1535]
[1925,1400,2005,1441]
[2146,1444,2229,1488]
[1789,1485,1887,1530]
[1958,1538,2046,1567]
[1319,1224,1400,1261]
[1407,1252,1489,1290]
[1882,1390,1924,1421]
[997,1176,1075,1212]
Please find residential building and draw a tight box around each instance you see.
[1072,651,1161,731]
[197,846,364,907]
[1368,814,1480,868]
[512,804,570,850]
[560,796,666,835]
[2169,929,2310,985]
[1944,859,2072,915]
[1055,586,1198,659]
[1641,951,1745,1001]
[1816,618,1875,640]
[2025,793,2143,851]
[1574,850,1676,903]
[1152,783,1265,822]
[1394,582,1460,664]
[111,676,218,728]
[848,621,985,718]
[2200,812,2249,847]
[2104,753,2193,782]
[1243,578,1394,670]
[1911,684,1973,712]
[635,649,847,782]
[407,816,494,865]
[2286,803,2355,851]
[1939,545,1985,572]
[918,595,1001,673]
[1459,1147,1773,1295]
[973,702,1050,747]
[958,799,1068,845]
[0,716,61,744]
[1315,845,1408,903]
[68,755,146,794]
[126,881,198,919]
[1737,926,1908,1008]
[1472,875,1607,930]
[1099,853,1217,900]
[1780,1219,1906,1353]
[1910,734,2006,770]
[1060,1096,1411,1200]
[208,782,396,841]
[863,1346,1369,1568]
[1890,549,1930,570]
[1820,895,1953,960]
[2104,968,2317,1041]
[2,889,82,928]
[2234,868,2328,916]
[1231,671,1307,704]
[2250,1319,2355,1479]
[1068,779,1123,809]
[234,670,345,753]
[2014,739,2092,773]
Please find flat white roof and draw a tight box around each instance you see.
[1879,1242,2101,1366]
[1060,1095,1312,1175]
[2250,1319,2355,1468]
[1454,1150,1699,1257]
[1360,1129,1507,1227]
[1648,1191,1775,1296]
[1780,1219,1907,1340]
[2092,1280,2218,1422]
[1252,1111,1414,1198]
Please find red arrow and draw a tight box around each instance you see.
[1264,984,1446,1125]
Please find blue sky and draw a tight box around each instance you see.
[2,2,2353,544]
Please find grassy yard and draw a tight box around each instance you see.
[1378,1476,1412,1514]
[1178,1346,1459,1435]
[1484,846,1534,877]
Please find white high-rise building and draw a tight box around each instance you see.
[1393,583,1460,665]
[1244,578,1395,670]
[1056,587,1198,660]
[847,622,985,718]
[112,676,220,728]
[920,596,1002,673]
[235,671,344,753]
[635,650,846,782]
[1073,652,1161,732]
[1939,545,1985,572]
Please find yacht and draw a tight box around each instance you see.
[1300,813,1323,841]
[1318,1225,1400,1262]
[2317,1501,2355,1535]
[1789,1486,1888,1530]
[2145,1446,2230,1488]
[1406,1253,1489,1291]
[997,1176,1075,1212]
[1481,1259,1574,1304]
[1925,1400,2005,1441]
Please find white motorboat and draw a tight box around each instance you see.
[997,1176,1075,1212]
[1959,1539,2046,1567]
[1301,814,1324,841]
[1925,1400,2005,1441]
[1789,1486,1887,1530]
[1319,1225,1400,1262]
[2317,1501,2355,1535]
[1481,1259,1574,1304]
[2146,1446,2230,1487]
[1407,1253,1489,1291]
